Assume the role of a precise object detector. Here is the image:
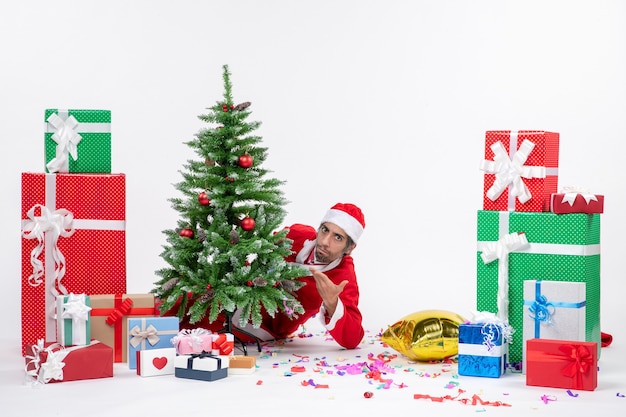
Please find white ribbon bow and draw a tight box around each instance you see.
[24,339,66,384]
[560,185,598,206]
[21,204,75,292]
[129,324,160,348]
[480,139,546,204]
[45,113,82,173]
[480,232,530,323]
[61,293,91,344]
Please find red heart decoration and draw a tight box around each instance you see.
[152,357,168,370]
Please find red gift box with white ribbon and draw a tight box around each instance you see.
[24,339,113,384]
[20,173,126,355]
[480,130,559,212]
[551,186,604,214]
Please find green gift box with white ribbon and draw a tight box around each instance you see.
[44,109,111,173]
[476,210,600,364]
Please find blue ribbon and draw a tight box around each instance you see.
[524,281,586,337]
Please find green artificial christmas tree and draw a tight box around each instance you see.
[152,65,308,342]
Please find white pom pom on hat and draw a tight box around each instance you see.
[320,203,365,243]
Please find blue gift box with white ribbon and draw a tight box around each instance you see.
[522,280,586,373]
[458,322,508,378]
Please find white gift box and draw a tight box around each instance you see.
[522,280,586,373]
[136,347,176,377]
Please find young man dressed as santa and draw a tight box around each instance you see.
[248,202,366,349]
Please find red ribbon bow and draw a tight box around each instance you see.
[559,344,593,387]
[105,298,134,326]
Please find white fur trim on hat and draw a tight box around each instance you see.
[320,208,365,243]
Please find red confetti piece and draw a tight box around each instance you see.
[256,380,263,385]
[291,366,306,373]
[364,391,374,398]
[413,389,511,407]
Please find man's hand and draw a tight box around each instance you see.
[309,267,348,317]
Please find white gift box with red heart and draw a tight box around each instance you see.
[136,347,176,377]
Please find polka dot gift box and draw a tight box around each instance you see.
[44,109,112,174]
[476,210,601,365]
[480,130,559,212]
[20,172,126,355]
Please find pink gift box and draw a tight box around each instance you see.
[171,328,213,355]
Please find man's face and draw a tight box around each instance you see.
[315,222,353,264]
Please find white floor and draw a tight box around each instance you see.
[0,319,623,416]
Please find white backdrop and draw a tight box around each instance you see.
[2,0,625,348]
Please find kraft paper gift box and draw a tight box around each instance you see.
[526,339,597,391]
[56,293,91,347]
[127,317,179,369]
[228,355,256,375]
[476,210,600,364]
[20,173,126,355]
[551,189,604,214]
[458,322,508,378]
[44,109,111,173]
[175,353,229,382]
[480,130,559,212]
[521,280,586,373]
[136,347,176,377]
[90,294,157,363]
[25,340,113,384]
[171,328,213,355]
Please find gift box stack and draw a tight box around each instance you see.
[474,130,602,390]
[20,109,127,382]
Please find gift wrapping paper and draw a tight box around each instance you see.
[127,317,179,369]
[457,323,508,378]
[56,293,91,346]
[476,210,600,364]
[551,192,604,214]
[44,109,111,173]
[174,353,229,382]
[21,173,126,355]
[526,338,597,391]
[90,294,157,363]
[24,340,113,384]
[136,347,176,377]
[228,355,256,375]
[480,130,559,212]
[521,280,586,373]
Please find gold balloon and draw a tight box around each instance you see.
[381,309,466,362]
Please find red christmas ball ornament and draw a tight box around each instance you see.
[238,153,253,168]
[198,191,210,206]
[205,284,212,291]
[222,104,228,112]
[241,216,255,231]
[246,280,253,287]
[179,228,194,239]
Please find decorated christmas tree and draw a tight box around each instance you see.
[152,65,307,332]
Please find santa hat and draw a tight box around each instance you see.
[320,203,366,243]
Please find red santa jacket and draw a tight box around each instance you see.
[260,223,365,349]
